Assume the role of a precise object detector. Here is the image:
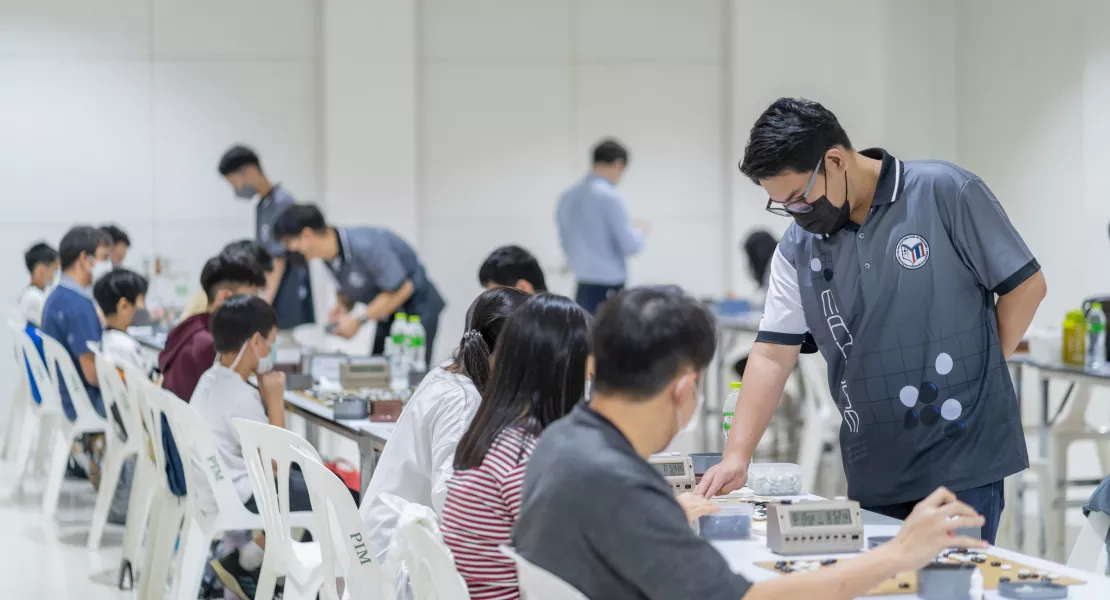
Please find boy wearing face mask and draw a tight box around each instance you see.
[189,295,303,599]
[94,268,153,377]
[514,287,988,600]
[41,225,113,421]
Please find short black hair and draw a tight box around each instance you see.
[24,242,58,273]
[592,286,716,399]
[58,226,111,270]
[199,253,266,300]
[222,239,274,273]
[739,97,853,184]
[218,145,261,176]
[478,245,547,292]
[93,268,148,315]
[592,138,629,166]
[100,224,130,247]
[272,204,328,240]
[209,294,278,353]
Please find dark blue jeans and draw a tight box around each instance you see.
[574,282,624,315]
[862,480,1005,544]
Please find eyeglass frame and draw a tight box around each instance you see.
[764,155,824,217]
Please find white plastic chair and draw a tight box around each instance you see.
[164,398,268,600]
[86,344,147,549]
[132,382,188,599]
[295,446,392,600]
[5,322,57,497]
[794,354,843,496]
[112,361,161,590]
[37,332,109,522]
[1067,510,1110,574]
[231,419,323,600]
[500,546,589,600]
[396,516,470,600]
[3,320,31,461]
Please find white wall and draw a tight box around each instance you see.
[418,0,728,359]
[0,0,320,408]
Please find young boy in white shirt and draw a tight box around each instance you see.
[19,242,59,326]
[189,294,306,600]
[93,268,154,377]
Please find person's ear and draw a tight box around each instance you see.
[117,298,131,315]
[515,279,535,294]
[585,355,595,383]
[213,288,232,306]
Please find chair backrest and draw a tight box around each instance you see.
[1067,510,1110,574]
[500,546,589,600]
[88,344,143,450]
[295,447,392,600]
[232,419,322,565]
[396,517,470,600]
[38,332,102,425]
[10,323,58,414]
[119,362,164,467]
[151,385,243,516]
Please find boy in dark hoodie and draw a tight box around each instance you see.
[159,251,267,401]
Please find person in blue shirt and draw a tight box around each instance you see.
[19,242,59,406]
[40,225,112,421]
[556,139,647,314]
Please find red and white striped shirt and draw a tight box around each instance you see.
[441,426,537,600]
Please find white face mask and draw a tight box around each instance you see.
[91,258,113,283]
[226,336,275,375]
[676,375,704,435]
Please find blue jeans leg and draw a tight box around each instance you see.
[863,479,1006,544]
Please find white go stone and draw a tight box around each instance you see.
[899,385,919,408]
[936,352,954,375]
[941,398,962,421]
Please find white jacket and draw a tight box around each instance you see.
[360,366,481,564]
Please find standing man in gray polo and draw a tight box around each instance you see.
[556,138,646,314]
[698,98,1047,543]
[218,145,315,330]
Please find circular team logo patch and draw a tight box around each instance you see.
[895,234,930,269]
[347,271,367,288]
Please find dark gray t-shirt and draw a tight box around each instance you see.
[756,149,1034,506]
[328,226,445,323]
[514,404,752,600]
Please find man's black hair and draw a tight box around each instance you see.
[209,294,278,353]
[222,239,274,273]
[58,226,111,270]
[93,268,148,316]
[592,138,629,166]
[272,204,328,240]
[24,242,58,273]
[591,286,716,399]
[199,253,266,301]
[218,145,261,176]
[478,245,547,292]
[100,224,130,247]
[739,97,853,184]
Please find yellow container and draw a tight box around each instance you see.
[1062,310,1086,365]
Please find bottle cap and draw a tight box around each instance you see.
[730,382,743,389]
[409,315,421,323]
[395,312,407,320]
[1094,302,1103,310]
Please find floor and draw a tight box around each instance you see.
[0,470,137,600]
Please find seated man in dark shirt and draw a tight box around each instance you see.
[514,286,988,600]
[478,245,547,294]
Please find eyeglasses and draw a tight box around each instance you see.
[765,156,823,217]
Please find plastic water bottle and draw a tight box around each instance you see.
[722,382,742,443]
[1087,303,1106,370]
[388,313,409,390]
[407,315,427,374]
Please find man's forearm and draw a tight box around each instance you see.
[264,257,286,304]
[365,280,415,322]
[743,544,903,600]
[996,271,1047,358]
[722,343,798,461]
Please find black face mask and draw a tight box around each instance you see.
[793,168,850,235]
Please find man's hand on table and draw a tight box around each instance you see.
[331,313,362,339]
[696,453,749,497]
[883,487,987,571]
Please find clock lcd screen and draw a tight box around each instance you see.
[789,509,852,527]
[655,462,687,478]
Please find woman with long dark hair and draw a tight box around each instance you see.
[442,294,591,600]
[361,286,530,564]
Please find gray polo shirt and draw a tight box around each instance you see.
[328,226,445,324]
[556,174,645,285]
[757,148,1036,506]
[257,184,314,329]
[514,404,752,600]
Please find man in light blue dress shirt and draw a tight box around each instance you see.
[556,139,646,314]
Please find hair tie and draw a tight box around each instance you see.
[462,329,483,342]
